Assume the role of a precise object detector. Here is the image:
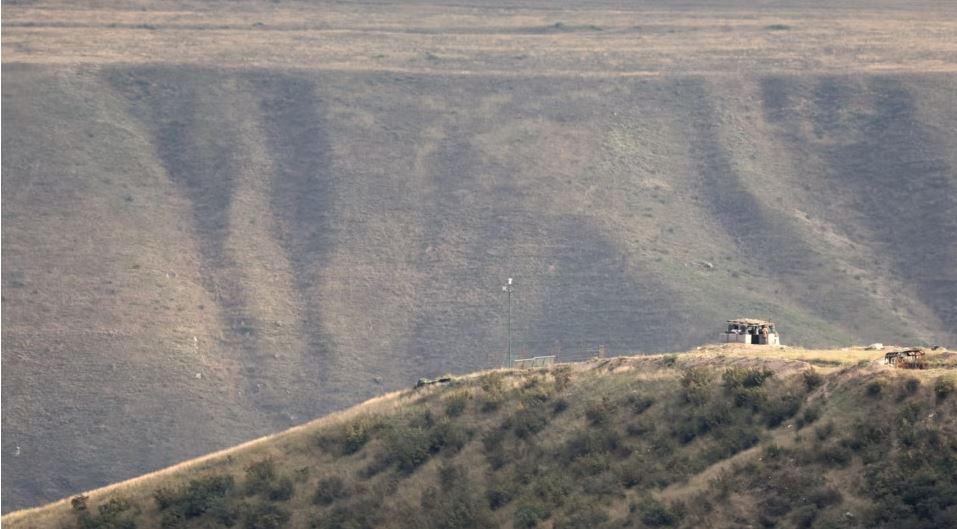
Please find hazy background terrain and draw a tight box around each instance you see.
[3,0,957,512]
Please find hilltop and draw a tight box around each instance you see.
[4,0,957,511]
[4,346,957,529]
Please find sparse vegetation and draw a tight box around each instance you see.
[72,498,137,529]
[935,376,955,401]
[637,498,679,527]
[445,393,469,417]
[242,461,294,501]
[318,416,382,456]
[154,474,235,521]
[7,349,957,529]
[802,369,824,390]
[242,503,288,529]
[312,477,347,506]
[5,0,957,513]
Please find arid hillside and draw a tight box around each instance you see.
[3,346,957,529]
[3,0,957,513]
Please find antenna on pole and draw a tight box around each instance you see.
[502,277,514,368]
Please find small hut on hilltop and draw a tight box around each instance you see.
[720,318,780,345]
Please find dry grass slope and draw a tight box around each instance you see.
[3,346,957,529]
[3,0,957,512]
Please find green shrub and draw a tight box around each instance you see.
[74,498,136,529]
[790,505,818,529]
[662,354,678,368]
[637,498,678,527]
[902,377,921,396]
[153,474,235,520]
[158,510,185,529]
[625,393,655,415]
[580,477,615,500]
[478,373,506,412]
[317,416,380,455]
[625,419,656,437]
[96,499,133,519]
[507,403,549,439]
[552,398,569,414]
[343,421,373,454]
[815,445,854,467]
[417,464,492,529]
[245,460,277,495]
[313,476,347,506]
[554,505,610,529]
[896,401,924,425]
[680,368,712,405]
[617,455,646,488]
[866,380,884,398]
[267,477,294,502]
[802,370,824,391]
[553,367,573,392]
[242,461,295,501]
[670,398,736,444]
[481,429,508,470]
[806,486,843,508]
[207,497,241,527]
[861,454,957,528]
[480,399,501,413]
[385,424,432,473]
[564,428,620,461]
[763,443,784,460]
[763,394,802,427]
[722,367,773,410]
[795,406,820,429]
[429,417,470,454]
[815,422,835,441]
[842,420,887,451]
[311,497,382,529]
[710,425,760,459]
[575,452,611,477]
[513,504,548,528]
[935,377,955,401]
[533,470,574,505]
[243,503,289,529]
[71,495,89,512]
[445,393,469,417]
[485,482,516,510]
[722,367,774,390]
[584,397,613,426]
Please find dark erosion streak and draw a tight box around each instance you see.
[527,216,693,359]
[675,77,850,319]
[252,72,338,408]
[106,67,270,401]
[811,77,957,333]
[408,112,513,377]
[678,78,812,273]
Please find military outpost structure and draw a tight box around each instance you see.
[720,318,780,345]
[882,348,927,369]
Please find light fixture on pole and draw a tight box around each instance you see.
[502,277,514,368]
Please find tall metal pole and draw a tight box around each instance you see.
[503,278,513,368]
[507,286,512,368]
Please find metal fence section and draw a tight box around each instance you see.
[511,355,557,369]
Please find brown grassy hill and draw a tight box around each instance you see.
[3,0,957,513]
[3,346,957,529]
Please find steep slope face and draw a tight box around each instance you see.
[4,0,957,513]
[4,348,956,529]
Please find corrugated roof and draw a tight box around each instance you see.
[726,318,774,325]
